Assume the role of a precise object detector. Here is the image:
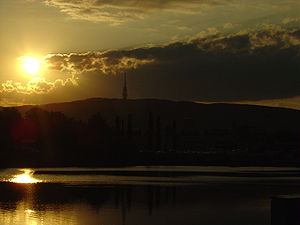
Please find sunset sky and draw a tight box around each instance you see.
[0,0,300,108]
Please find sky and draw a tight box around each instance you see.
[0,0,300,109]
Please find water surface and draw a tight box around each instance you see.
[0,166,300,225]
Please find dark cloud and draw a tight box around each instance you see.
[44,26,300,102]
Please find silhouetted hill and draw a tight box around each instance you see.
[16,98,300,131]
[1,98,300,167]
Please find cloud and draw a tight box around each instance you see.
[45,52,155,75]
[177,26,192,31]
[223,23,240,29]
[0,77,77,95]
[44,0,229,23]
[44,0,300,24]
[192,25,300,50]
[282,17,300,24]
[45,25,300,102]
[193,27,220,39]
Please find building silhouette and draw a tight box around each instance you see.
[122,73,128,100]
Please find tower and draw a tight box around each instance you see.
[122,72,128,100]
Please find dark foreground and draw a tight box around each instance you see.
[1,100,300,168]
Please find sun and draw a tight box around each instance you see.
[19,56,41,75]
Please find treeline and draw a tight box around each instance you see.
[0,107,300,167]
[0,108,136,167]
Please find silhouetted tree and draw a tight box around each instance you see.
[87,113,113,163]
[24,107,80,166]
[115,116,121,135]
[0,108,22,165]
[172,120,177,151]
[121,119,125,136]
[147,112,154,152]
[127,114,133,141]
[156,116,161,151]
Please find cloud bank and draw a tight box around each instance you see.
[40,25,300,101]
[2,25,299,103]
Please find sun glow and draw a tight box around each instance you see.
[19,56,41,75]
[10,169,40,184]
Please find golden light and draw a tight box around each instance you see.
[19,56,41,75]
[10,169,40,184]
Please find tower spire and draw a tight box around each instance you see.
[122,72,128,100]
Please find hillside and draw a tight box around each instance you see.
[16,98,300,131]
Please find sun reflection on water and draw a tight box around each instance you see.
[24,209,35,214]
[10,169,40,184]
